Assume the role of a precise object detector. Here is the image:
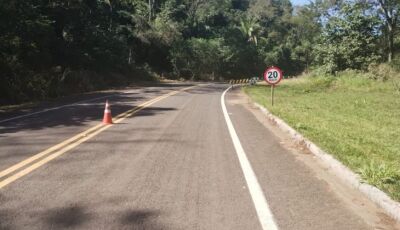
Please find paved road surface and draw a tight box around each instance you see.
[0,83,398,229]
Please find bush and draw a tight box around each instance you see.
[367,63,395,81]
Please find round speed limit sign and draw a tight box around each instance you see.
[264,66,283,85]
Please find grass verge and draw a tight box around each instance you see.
[243,72,400,201]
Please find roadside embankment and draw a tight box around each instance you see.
[244,71,400,203]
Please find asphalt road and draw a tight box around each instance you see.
[0,83,398,230]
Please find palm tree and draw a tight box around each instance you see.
[239,17,260,46]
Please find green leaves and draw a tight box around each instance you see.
[239,16,259,45]
[0,0,398,104]
[313,2,380,73]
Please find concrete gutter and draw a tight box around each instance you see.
[253,102,400,223]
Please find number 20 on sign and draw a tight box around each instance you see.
[263,66,283,106]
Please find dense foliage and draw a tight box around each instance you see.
[1,0,399,104]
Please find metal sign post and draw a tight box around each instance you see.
[271,84,275,106]
[263,66,283,106]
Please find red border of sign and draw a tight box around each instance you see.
[264,66,283,85]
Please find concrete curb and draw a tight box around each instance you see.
[253,102,400,223]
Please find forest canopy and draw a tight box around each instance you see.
[0,0,399,104]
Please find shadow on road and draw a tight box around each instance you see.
[0,83,227,135]
[0,204,166,230]
[44,205,92,228]
[120,209,165,230]
[0,209,15,230]
[184,83,227,95]
[0,92,135,134]
[0,91,176,135]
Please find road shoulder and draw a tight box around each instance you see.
[226,86,400,229]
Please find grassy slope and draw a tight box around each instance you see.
[243,73,400,201]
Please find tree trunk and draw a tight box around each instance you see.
[128,48,132,65]
[148,0,154,22]
[377,0,397,62]
[388,24,394,62]
[109,4,113,32]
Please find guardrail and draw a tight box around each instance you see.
[229,78,259,85]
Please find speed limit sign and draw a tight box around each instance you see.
[263,66,283,106]
[264,66,283,85]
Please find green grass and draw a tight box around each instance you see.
[243,73,400,201]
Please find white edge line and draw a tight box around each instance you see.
[221,86,279,230]
[0,95,114,124]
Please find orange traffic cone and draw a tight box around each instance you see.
[102,100,113,124]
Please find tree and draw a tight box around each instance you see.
[314,2,380,73]
[375,0,400,62]
[1,0,396,105]
[239,16,259,45]
[290,3,322,72]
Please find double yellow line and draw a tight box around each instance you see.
[0,85,198,189]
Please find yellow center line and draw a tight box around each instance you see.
[0,85,198,189]
[0,123,103,180]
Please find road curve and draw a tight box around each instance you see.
[0,83,398,229]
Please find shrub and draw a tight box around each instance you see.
[367,63,395,81]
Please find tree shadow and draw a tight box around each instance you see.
[0,92,176,135]
[183,83,227,95]
[0,91,118,118]
[0,191,172,229]
[134,107,176,117]
[119,209,166,230]
[43,205,92,228]
[42,206,165,230]
[0,208,15,230]
[0,83,195,117]
[0,83,225,135]
[0,92,132,133]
